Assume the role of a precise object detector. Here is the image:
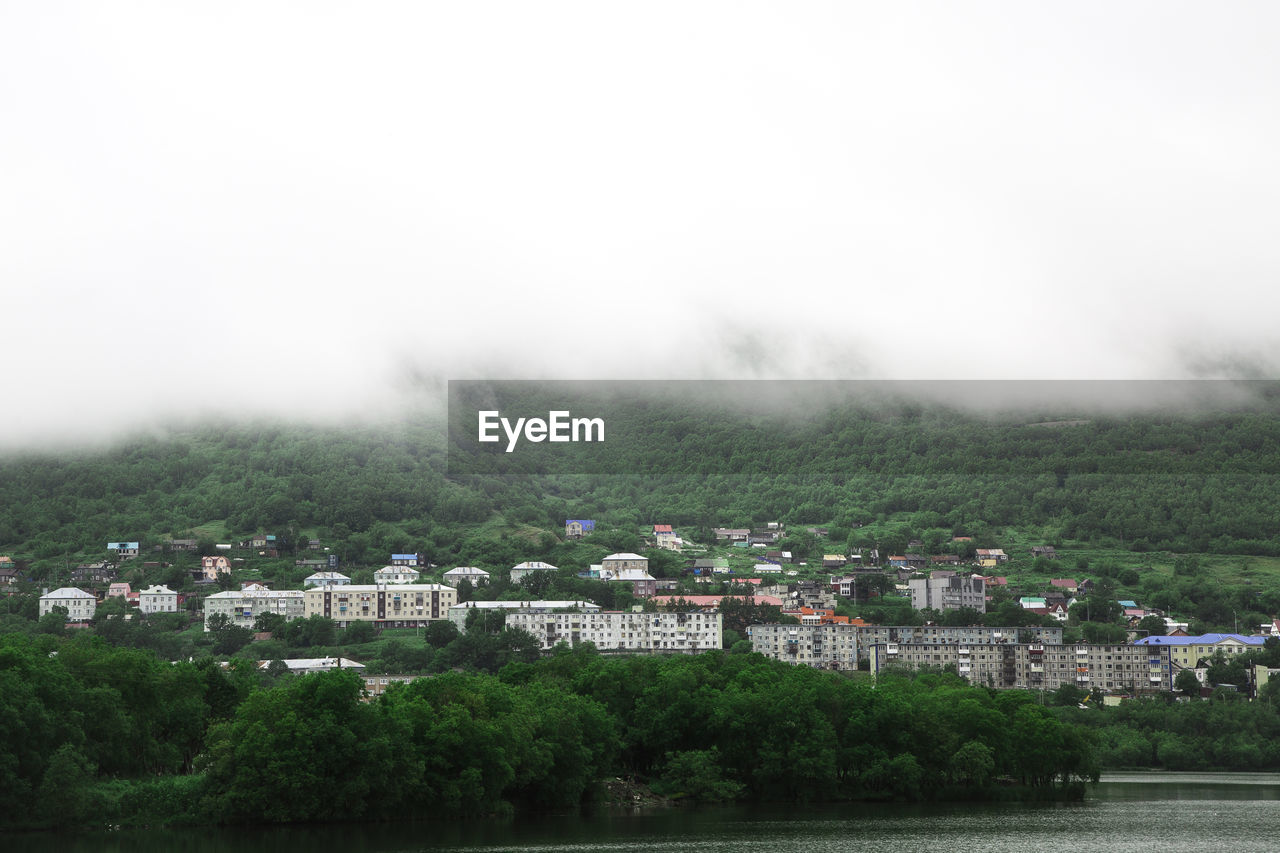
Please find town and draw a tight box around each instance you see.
[13,518,1278,702]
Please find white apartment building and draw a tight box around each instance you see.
[505,610,722,654]
[447,600,601,630]
[204,584,305,630]
[139,584,178,613]
[39,587,97,621]
[373,565,420,584]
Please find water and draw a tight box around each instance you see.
[13,773,1280,853]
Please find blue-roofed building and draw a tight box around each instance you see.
[1118,600,1139,609]
[1133,633,1267,669]
[565,520,595,540]
[107,541,140,559]
[390,553,422,567]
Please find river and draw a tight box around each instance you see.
[12,772,1280,852]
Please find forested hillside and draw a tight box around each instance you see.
[3,395,1280,568]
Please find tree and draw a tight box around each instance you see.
[1136,614,1167,636]
[1174,668,1201,697]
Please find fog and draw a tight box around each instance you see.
[4,3,1279,448]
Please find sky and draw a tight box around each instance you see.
[3,2,1279,447]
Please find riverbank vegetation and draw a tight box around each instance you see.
[0,633,1098,830]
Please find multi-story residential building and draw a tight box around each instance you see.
[373,565,420,584]
[870,642,1175,693]
[39,587,97,621]
[447,599,601,630]
[304,583,456,628]
[747,623,1066,670]
[304,571,351,587]
[204,584,305,630]
[139,584,178,614]
[598,554,657,597]
[510,561,558,584]
[908,574,986,612]
[1132,634,1267,669]
[443,566,490,586]
[506,610,722,654]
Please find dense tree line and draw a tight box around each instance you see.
[0,631,1103,830]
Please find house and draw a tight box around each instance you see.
[197,555,233,582]
[107,542,140,560]
[652,524,682,551]
[1049,578,1079,595]
[373,565,420,584]
[443,566,490,586]
[39,588,97,621]
[754,563,783,574]
[107,582,132,599]
[975,549,1008,567]
[389,553,423,568]
[599,554,656,597]
[765,550,792,564]
[72,563,117,585]
[930,554,961,566]
[689,558,729,575]
[307,539,324,550]
[1031,546,1059,559]
[1019,596,1047,609]
[510,561,558,584]
[304,571,352,588]
[564,520,595,539]
[0,560,18,585]
[714,528,750,543]
[823,554,848,570]
[139,584,179,614]
[887,555,909,568]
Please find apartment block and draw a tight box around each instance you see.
[505,610,722,654]
[304,583,456,628]
[870,642,1175,693]
[204,584,305,630]
[747,624,1065,670]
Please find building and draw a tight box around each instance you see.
[71,563,117,585]
[138,584,178,614]
[389,554,423,568]
[908,574,986,613]
[976,549,1009,567]
[304,571,351,587]
[164,539,199,552]
[39,587,96,621]
[871,641,1175,694]
[747,623,1064,670]
[203,584,305,630]
[199,555,232,581]
[107,582,131,599]
[443,566,490,586]
[505,610,722,654]
[257,657,365,674]
[373,565,420,584]
[564,520,595,539]
[1132,634,1267,669]
[510,561,558,584]
[304,584,457,628]
[107,542,140,560]
[447,599,601,630]
[598,554,656,597]
[653,524,682,551]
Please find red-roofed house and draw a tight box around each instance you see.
[1049,578,1079,594]
[652,524,682,551]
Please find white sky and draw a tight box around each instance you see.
[3,2,1279,446]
